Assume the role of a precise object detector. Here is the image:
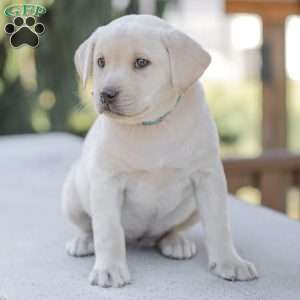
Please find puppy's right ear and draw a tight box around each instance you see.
[74,34,95,88]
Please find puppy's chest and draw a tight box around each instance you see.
[121,169,193,240]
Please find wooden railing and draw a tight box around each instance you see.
[224,1,300,218]
[223,150,300,215]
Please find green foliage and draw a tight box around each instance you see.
[0,0,299,157]
[205,80,262,156]
[0,0,151,135]
[35,0,113,131]
[0,12,32,134]
[288,80,300,152]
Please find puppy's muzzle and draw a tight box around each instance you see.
[100,87,119,105]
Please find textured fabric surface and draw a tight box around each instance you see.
[0,133,299,300]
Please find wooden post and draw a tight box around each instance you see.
[225,1,300,150]
[261,19,287,150]
[260,172,290,212]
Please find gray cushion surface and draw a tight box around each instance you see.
[0,133,299,300]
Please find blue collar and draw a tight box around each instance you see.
[142,96,182,126]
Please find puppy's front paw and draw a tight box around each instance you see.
[66,235,94,257]
[210,256,258,281]
[89,264,131,288]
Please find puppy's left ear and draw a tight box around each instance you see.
[74,34,95,88]
[161,29,211,95]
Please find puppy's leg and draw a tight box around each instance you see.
[158,212,199,259]
[89,181,130,288]
[62,167,94,257]
[191,161,258,281]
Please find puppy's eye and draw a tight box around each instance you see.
[97,57,105,68]
[134,58,150,69]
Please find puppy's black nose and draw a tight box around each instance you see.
[100,88,119,105]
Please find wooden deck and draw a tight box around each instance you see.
[225,0,300,218]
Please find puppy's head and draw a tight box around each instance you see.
[75,15,211,124]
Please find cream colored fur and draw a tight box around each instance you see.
[62,15,257,288]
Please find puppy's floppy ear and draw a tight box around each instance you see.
[74,34,95,88]
[161,29,211,95]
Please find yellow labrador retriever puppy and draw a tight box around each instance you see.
[62,15,257,288]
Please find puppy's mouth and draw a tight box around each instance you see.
[101,104,149,118]
[104,105,127,117]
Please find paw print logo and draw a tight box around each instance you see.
[4,16,45,48]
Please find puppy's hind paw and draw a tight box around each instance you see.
[89,264,131,288]
[158,232,197,260]
[66,234,94,257]
[210,257,258,281]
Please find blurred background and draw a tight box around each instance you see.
[0,0,299,218]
